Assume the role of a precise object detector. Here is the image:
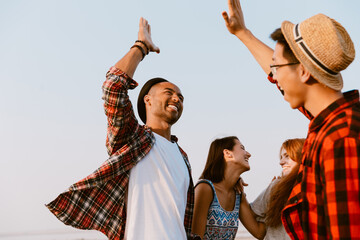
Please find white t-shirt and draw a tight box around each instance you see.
[124,133,190,240]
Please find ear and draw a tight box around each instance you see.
[144,94,151,107]
[299,64,312,84]
[223,149,232,159]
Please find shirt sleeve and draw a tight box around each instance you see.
[250,180,277,221]
[321,137,360,238]
[102,67,140,156]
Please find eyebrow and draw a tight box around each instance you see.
[164,88,184,100]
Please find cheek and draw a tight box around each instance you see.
[289,161,298,170]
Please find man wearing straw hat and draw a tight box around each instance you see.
[222,0,360,239]
[46,18,195,240]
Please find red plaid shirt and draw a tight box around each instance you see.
[269,75,360,239]
[46,67,194,240]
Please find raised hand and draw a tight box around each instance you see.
[222,0,247,37]
[221,0,273,74]
[138,17,160,54]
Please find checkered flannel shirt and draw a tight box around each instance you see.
[46,67,194,240]
[269,74,360,239]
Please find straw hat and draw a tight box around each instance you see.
[281,14,355,90]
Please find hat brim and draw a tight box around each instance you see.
[281,20,343,91]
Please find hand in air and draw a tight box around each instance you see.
[138,17,160,53]
[222,0,247,36]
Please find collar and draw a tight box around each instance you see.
[144,125,178,143]
[309,90,359,132]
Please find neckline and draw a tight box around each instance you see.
[153,132,176,144]
[212,184,239,212]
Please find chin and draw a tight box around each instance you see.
[287,98,303,109]
[168,113,182,125]
[167,116,180,125]
[289,102,301,109]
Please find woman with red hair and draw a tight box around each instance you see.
[250,138,305,239]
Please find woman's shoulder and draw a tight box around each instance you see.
[195,179,215,200]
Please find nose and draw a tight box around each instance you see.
[279,157,285,166]
[246,151,251,158]
[172,94,180,102]
[272,72,278,81]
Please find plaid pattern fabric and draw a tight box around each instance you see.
[46,67,194,240]
[268,75,360,239]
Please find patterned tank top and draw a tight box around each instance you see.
[196,179,241,240]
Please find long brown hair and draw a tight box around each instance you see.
[200,136,238,183]
[265,138,305,227]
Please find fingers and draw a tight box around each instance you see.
[138,19,160,54]
[149,26,160,53]
[139,17,149,30]
[227,0,234,15]
[222,11,229,24]
[154,46,160,54]
[235,0,242,11]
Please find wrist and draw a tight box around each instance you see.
[130,44,146,61]
[235,28,253,42]
[135,40,150,54]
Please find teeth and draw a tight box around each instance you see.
[168,105,178,111]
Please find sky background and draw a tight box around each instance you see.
[1,0,359,237]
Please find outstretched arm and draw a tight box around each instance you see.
[222,0,273,74]
[114,17,160,78]
[103,17,160,155]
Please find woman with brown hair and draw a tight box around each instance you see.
[191,136,266,240]
[250,138,305,239]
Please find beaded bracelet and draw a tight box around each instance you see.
[135,40,150,55]
[130,44,146,60]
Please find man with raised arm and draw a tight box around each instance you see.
[47,18,195,240]
[222,0,360,239]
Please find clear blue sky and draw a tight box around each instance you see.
[1,0,359,236]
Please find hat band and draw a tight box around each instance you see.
[293,24,338,76]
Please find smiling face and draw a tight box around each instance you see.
[279,147,298,176]
[225,139,251,171]
[145,82,184,125]
[272,43,307,109]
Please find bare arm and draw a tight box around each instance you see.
[239,193,266,239]
[191,183,213,239]
[114,17,160,78]
[222,0,273,74]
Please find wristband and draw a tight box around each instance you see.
[130,44,146,60]
[135,40,150,55]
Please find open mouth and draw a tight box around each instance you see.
[168,104,178,112]
[278,85,285,95]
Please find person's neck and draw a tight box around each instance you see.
[304,85,343,117]
[146,120,172,141]
[217,166,245,192]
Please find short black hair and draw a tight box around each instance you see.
[137,77,168,124]
[270,28,298,62]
